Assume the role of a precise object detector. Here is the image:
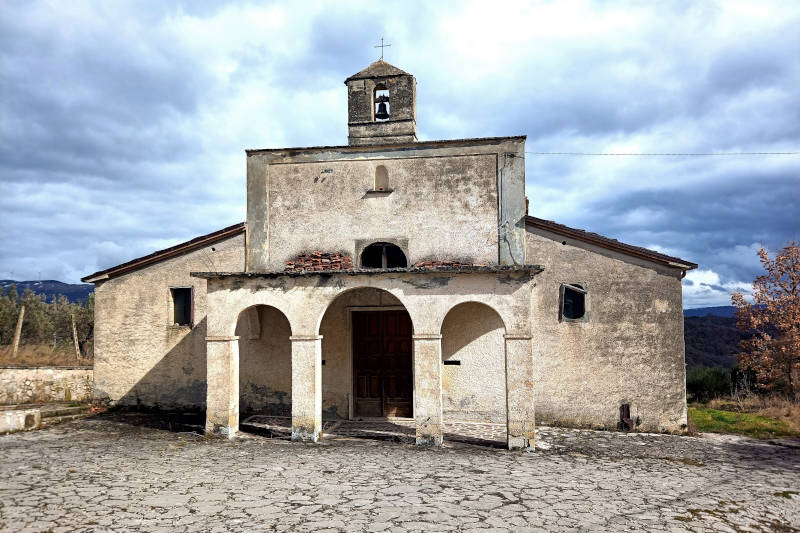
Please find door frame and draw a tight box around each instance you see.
[346,306,409,420]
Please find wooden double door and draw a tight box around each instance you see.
[352,310,413,417]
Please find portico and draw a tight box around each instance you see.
[193,266,539,450]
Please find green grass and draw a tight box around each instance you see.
[689,407,800,439]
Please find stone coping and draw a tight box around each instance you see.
[0,365,93,370]
[191,264,543,279]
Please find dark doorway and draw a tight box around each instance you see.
[352,310,413,417]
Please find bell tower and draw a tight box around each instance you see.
[344,60,417,146]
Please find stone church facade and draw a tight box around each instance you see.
[83,61,697,449]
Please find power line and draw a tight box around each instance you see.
[524,151,800,156]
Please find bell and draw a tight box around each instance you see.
[375,102,389,120]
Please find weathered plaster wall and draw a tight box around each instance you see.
[245,138,527,272]
[319,288,402,419]
[267,155,498,270]
[93,233,244,409]
[0,366,93,405]
[526,227,687,433]
[441,303,506,423]
[237,305,292,416]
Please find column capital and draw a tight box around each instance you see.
[412,334,442,340]
[289,335,323,342]
[206,335,240,342]
[504,333,532,340]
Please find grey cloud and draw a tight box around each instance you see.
[0,1,798,312]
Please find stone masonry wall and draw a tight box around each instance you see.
[526,227,688,433]
[0,367,93,405]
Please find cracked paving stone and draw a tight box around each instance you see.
[0,412,797,532]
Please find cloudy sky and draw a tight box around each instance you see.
[1,0,798,308]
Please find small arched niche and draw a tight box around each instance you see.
[374,165,389,191]
[361,242,407,269]
[374,83,390,121]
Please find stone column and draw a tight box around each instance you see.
[205,336,240,438]
[505,334,535,450]
[412,334,443,446]
[290,335,323,442]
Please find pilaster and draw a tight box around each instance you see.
[412,334,443,446]
[290,335,323,442]
[205,336,240,438]
[505,333,535,450]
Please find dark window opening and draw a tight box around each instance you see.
[374,84,390,121]
[561,283,586,321]
[443,360,461,366]
[361,242,407,269]
[171,287,193,326]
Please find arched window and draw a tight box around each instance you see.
[361,242,407,269]
[374,165,389,191]
[374,84,390,121]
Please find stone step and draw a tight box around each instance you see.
[40,405,90,419]
[40,413,90,428]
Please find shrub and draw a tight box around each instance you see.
[687,366,732,402]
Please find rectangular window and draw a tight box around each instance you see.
[170,287,193,326]
[560,283,587,321]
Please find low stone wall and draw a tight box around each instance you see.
[0,408,41,434]
[0,366,93,405]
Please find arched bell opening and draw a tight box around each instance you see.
[235,304,292,420]
[318,287,413,420]
[360,242,407,269]
[440,302,507,425]
[374,83,390,121]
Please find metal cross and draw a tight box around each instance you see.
[374,38,391,60]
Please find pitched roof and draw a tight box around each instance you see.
[82,216,696,283]
[345,60,412,82]
[525,216,697,270]
[81,222,245,283]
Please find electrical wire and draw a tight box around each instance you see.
[524,151,800,156]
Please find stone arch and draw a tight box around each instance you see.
[221,298,295,338]
[318,286,414,419]
[315,286,415,335]
[440,301,507,424]
[234,304,293,419]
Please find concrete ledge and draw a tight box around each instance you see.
[1,408,41,434]
[0,366,92,370]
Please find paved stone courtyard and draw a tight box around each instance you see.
[1,413,798,532]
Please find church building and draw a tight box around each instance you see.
[82,60,697,449]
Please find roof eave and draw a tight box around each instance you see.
[80,222,246,283]
[525,216,698,270]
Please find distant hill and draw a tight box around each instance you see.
[0,280,94,303]
[684,306,737,318]
[684,315,746,369]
